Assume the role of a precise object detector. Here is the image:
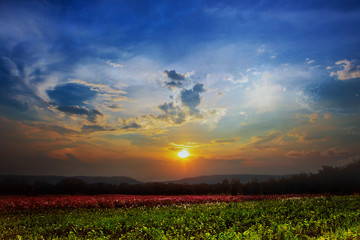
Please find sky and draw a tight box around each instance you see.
[1,0,360,181]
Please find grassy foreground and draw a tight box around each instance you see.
[1,195,359,239]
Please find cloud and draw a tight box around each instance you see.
[113,78,224,129]
[0,56,44,113]
[57,106,102,122]
[47,80,130,125]
[287,128,330,144]
[212,138,238,144]
[285,147,353,159]
[224,72,248,84]
[105,103,124,111]
[69,79,126,95]
[330,59,360,80]
[216,91,223,98]
[168,147,182,152]
[296,112,319,123]
[106,60,123,68]
[82,125,115,132]
[127,82,207,127]
[305,58,315,64]
[193,83,206,93]
[0,117,79,145]
[163,70,186,89]
[164,70,185,81]
[81,121,142,133]
[158,102,187,124]
[180,83,206,113]
[168,142,202,151]
[28,123,79,136]
[323,147,352,158]
[250,131,282,146]
[121,122,142,129]
[285,150,321,158]
[68,80,131,108]
[119,105,226,130]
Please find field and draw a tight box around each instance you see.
[1,195,359,239]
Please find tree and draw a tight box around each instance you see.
[230,178,241,195]
[56,178,87,194]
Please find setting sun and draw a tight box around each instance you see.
[178,149,190,158]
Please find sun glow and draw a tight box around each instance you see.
[178,149,190,158]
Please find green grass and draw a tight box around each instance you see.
[1,195,360,239]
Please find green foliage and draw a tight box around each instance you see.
[1,196,359,239]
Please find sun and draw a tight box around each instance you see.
[178,149,190,158]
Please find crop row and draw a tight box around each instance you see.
[0,194,320,211]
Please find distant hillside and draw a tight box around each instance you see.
[0,175,142,185]
[170,174,293,185]
[76,176,141,185]
[0,174,294,185]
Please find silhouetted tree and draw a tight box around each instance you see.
[230,178,241,195]
[1,160,360,195]
[56,178,87,194]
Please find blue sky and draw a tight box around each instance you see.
[1,0,360,181]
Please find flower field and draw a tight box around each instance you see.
[1,195,359,239]
[0,194,316,211]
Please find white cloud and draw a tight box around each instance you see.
[239,111,248,121]
[305,58,315,64]
[69,79,126,94]
[106,60,123,68]
[224,72,248,84]
[330,59,360,80]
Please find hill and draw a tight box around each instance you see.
[0,175,142,185]
[170,174,293,185]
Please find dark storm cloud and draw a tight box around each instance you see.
[180,83,206,112]
[57,106,102,122]
[163,70,186,89]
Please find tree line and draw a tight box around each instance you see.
[1,160,359,195]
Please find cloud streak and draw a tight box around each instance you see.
[285,147,353,159]
[57,106,102,123]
